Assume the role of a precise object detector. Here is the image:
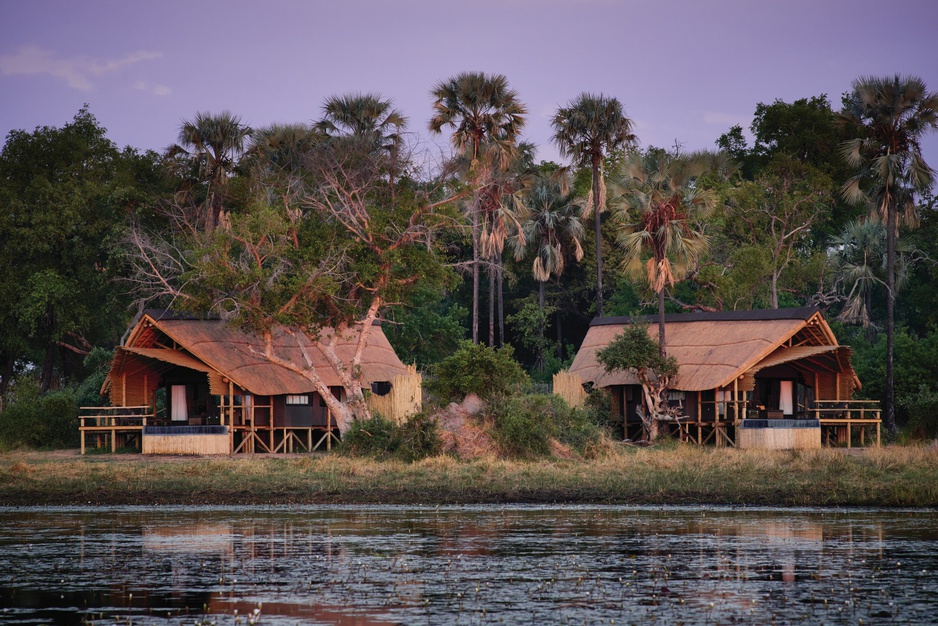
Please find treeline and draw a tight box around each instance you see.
[1,74,937,444]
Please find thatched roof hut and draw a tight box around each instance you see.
[104,310,408,406]
[568,307,859,398]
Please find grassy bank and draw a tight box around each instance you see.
[2,444,937,507]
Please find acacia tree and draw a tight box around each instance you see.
[613,151,720,355]
[722,158,832,308]
[838,75,938,434]
[596,324,678,441]
[429,72,527,344]
[165,111,252,233]
[552,94,635,316]
[129,139,458,432]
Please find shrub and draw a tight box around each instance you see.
[0,378,79,450]
[490,394,603,459]
[340,412,442,462]
[394,412,442,462]
[584,387,618,436]
[902,385,938,440]
[425,341,529,403]
[491,395,555,458]
[340,414,398,458]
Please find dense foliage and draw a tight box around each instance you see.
[2,71,938,448]
[424,341,530,403]
[339,412,442,462]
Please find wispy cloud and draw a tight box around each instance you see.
[134,81,172,97]
[0,45,162,90]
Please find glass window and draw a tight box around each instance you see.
[286,395,309,405]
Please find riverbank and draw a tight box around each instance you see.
[2,444,937,507]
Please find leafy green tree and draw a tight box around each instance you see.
[425,341,529,403]
[612,151,720,355]
[837,75,938,434]
[166,111,252,233]
[552,94,636,316]
[0,107,156,394]
[751,95,845,172]
[720,157,832,309]
[382,285,467,369]
[429,72,527,344]
[130,138,458,432]
[596,324,678,441]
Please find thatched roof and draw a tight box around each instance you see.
[568,307,859,392]
[106,311,408,398]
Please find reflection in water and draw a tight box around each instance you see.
[0,505,936,624]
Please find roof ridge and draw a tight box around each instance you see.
[590,307,820,326]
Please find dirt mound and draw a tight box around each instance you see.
[434,396,499,459]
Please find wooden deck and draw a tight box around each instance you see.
[79,405,340,455]
[673,399,881,448]
[79,406,154,454]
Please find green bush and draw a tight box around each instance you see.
[340,412,442,462]
[425,341,530,403]
[491,395,555,458]
[340,414,398,458]
[0,378,79,450]
[394,412,442,462]
[583,387,617,436]
[902,385,938,440]
[490,394,602,459]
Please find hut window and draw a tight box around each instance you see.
[286,395,309,405]
[667,391,685,401]
[371,381,392,397]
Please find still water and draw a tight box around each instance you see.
[1,505,936,624]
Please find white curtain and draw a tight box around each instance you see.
[171,385,187,421]
[779,380,794,415]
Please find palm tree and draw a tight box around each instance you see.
[429,72,527,344]
[838,75,938,434]
[832,219,886,336]
[613,151,718,355]
[316,92,407,153]
[512,172,585,311]
[552,94,636,317]
[166,111,252,233]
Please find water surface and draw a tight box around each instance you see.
[1,505,936,624]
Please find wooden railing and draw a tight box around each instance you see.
[806,400,881,448]
[81,403,344,455]
[672,398,881,448]
[79,406,155,454]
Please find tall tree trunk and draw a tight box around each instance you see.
[489,259,495,347]
[770,271,779,309]
[592,157,604,317]
[556,306,563,361]
[885,197,897,434]
[471,196,480,344]
[497,250,504,347]
[658,287,667,357]
[40,342,57,393]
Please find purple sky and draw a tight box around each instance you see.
[2,0,937,169]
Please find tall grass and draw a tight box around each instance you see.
[2,444,937,507]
